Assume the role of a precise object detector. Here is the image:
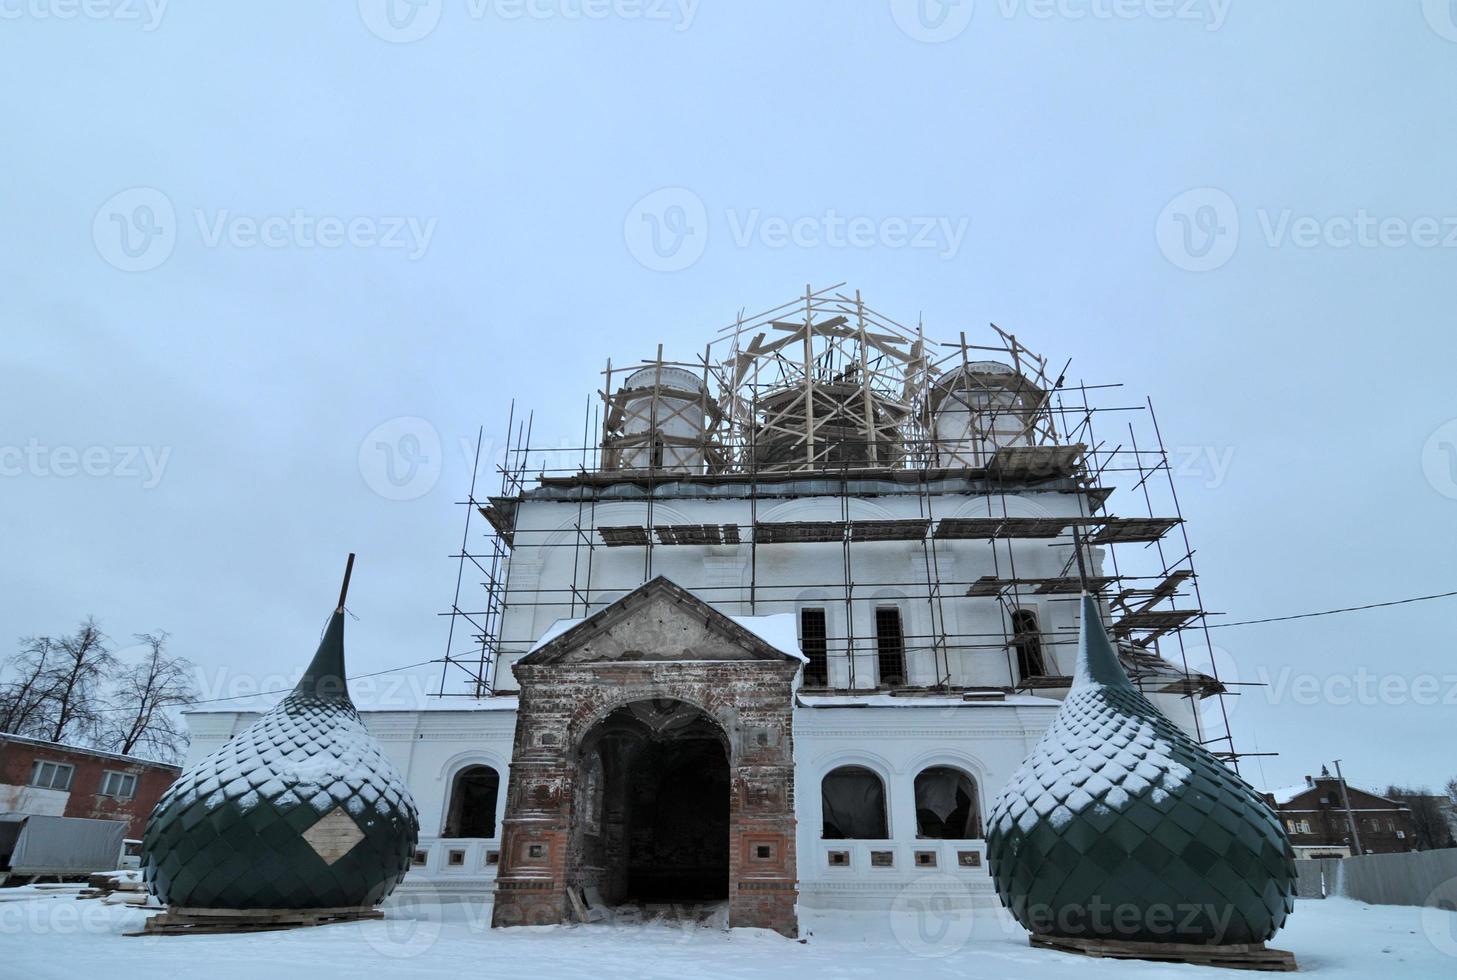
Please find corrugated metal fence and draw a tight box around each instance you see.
[1295,850,1457,910]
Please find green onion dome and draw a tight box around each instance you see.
[142,575,419,910]
[986,595,1295,945]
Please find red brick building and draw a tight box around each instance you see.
[1266,769,1416,858]
[0,733,180,839]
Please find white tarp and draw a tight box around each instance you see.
[3,814,127,874]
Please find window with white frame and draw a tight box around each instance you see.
[29,760,75,791]
[100,770,138,800]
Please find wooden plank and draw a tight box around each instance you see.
[599,525,649,547]
[130,906,383,937]
[1029,934,1297,972]
[1111,608,1201,635]
[754,521,846,544]
[964,575,1117,598]
[934,517,1089,540]
[1089,517,1181,544]
[849,519,930,542]
[653,524,741,546]
[985,444,1085,480]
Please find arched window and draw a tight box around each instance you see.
[821,765,888,839]
[915,767,982,839]
[1011,609,1046,679]
[442,765,500,838]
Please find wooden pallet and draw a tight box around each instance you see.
[1030,934,1298,972]
[128,905,383,936]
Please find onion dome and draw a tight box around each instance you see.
[142,557,419,910]
[986,595,1295,945]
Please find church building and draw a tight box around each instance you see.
[184,287,1224,938]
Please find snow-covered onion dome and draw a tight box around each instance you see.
[985,595,1295,945]
[142,559,419,910]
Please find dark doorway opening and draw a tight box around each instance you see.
[575,700,729,906]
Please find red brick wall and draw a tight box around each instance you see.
[1271,780,1418,855]
[493,659,800,937]
[0,737,180,839]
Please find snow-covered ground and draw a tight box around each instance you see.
[2,888,1453,979]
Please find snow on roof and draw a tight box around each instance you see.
[529,615,581,652]
[799,693,1061,709]
[1268,782,1316,805]
[730,613,806,662]
[529,611,808,662]
[0,732,181,770]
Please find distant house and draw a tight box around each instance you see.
[1265,768,1416,858]
[0,733,180,839]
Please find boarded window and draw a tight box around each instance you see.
[800,607,828,687]
[1011,609,1046,679]
[821,765,889,840]
[443,765,500,838]
[875,607,906,687]
[915,767,983,839]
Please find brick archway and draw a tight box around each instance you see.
[572,698,731,904]
[490,578,800,936]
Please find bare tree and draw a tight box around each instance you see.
[103,631,197,763]
[43,617,116,745]
[1386,786,1456,851]
[0,636,59,736]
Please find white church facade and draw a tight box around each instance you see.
[185,288,1222,935]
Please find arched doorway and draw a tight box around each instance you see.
[492,576,800,935]
[572,699,730,906]
[442,764,500,838]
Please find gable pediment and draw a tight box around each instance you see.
[520,577,799,667]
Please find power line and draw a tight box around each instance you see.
[83,590,1456,713]
[1208,590,1457,629]
[185,657,446,708]
[88,657,447,713]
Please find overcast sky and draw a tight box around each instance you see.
[3,2,1454,795]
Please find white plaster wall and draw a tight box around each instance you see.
[493,489,1097,693]
[793,699,1060,910]
[183,706,518,897]
[185,697,1059,910]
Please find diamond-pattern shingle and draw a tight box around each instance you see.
[142,608,418,910]
[986,596,1296,945]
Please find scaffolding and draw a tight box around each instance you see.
[437,284,1249,769]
